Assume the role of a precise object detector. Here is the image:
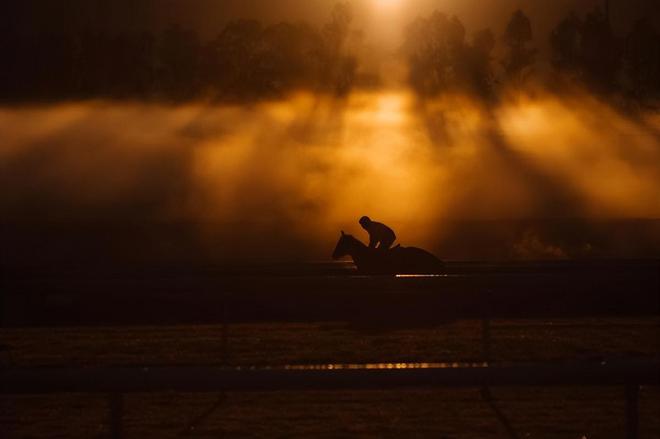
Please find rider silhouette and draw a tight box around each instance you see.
[359,216,396,251]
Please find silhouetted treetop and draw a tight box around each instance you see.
[403,11,496,98]
[504,10,534,48]
[549,6,644,95]
[624,19,660,97]
[502,9,537,84]
[323,2,353,53]
[550,12,583,75]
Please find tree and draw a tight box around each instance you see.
[322,2,358,95]
[550,12,583,75]
[403,12,465,94]
[157,24,201,100]
[403,12,495,98]
[550,7,623,93]
[323,2,352,53]
[502,9,537,84]
[580,7,621,90]
[258,22,325,94]
[624,18,660,97]
[466,29,496,98]
[211,19,263,96]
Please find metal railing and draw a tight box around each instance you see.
[2,359,658,439]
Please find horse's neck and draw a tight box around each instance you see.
[348,240,370,264]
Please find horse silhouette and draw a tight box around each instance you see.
[332,231,443,274]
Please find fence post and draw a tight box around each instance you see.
[481,318,492,363]
[625,384,639,439]
[109,393,124,439]
[222,295,229,366]
[481,289,493,364]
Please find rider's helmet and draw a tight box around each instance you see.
[359,216,372,229]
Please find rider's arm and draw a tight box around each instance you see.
[368,234,377,248]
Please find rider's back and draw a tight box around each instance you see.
[367,221,396,243]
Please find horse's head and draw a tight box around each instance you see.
[332,231,356,259]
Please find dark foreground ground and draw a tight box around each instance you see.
[1,260,659,437]
[3,260,659,326]
[2,386,659,438]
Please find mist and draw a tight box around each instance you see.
[2,87,659,265]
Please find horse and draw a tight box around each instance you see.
[332,231,444,274]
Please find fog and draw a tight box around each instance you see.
[2,88,659,263]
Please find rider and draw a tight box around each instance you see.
[359,216,396,251]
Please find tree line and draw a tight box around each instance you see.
[1,3,658,102]
[0,3,357,101]
[403,7,660,101]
